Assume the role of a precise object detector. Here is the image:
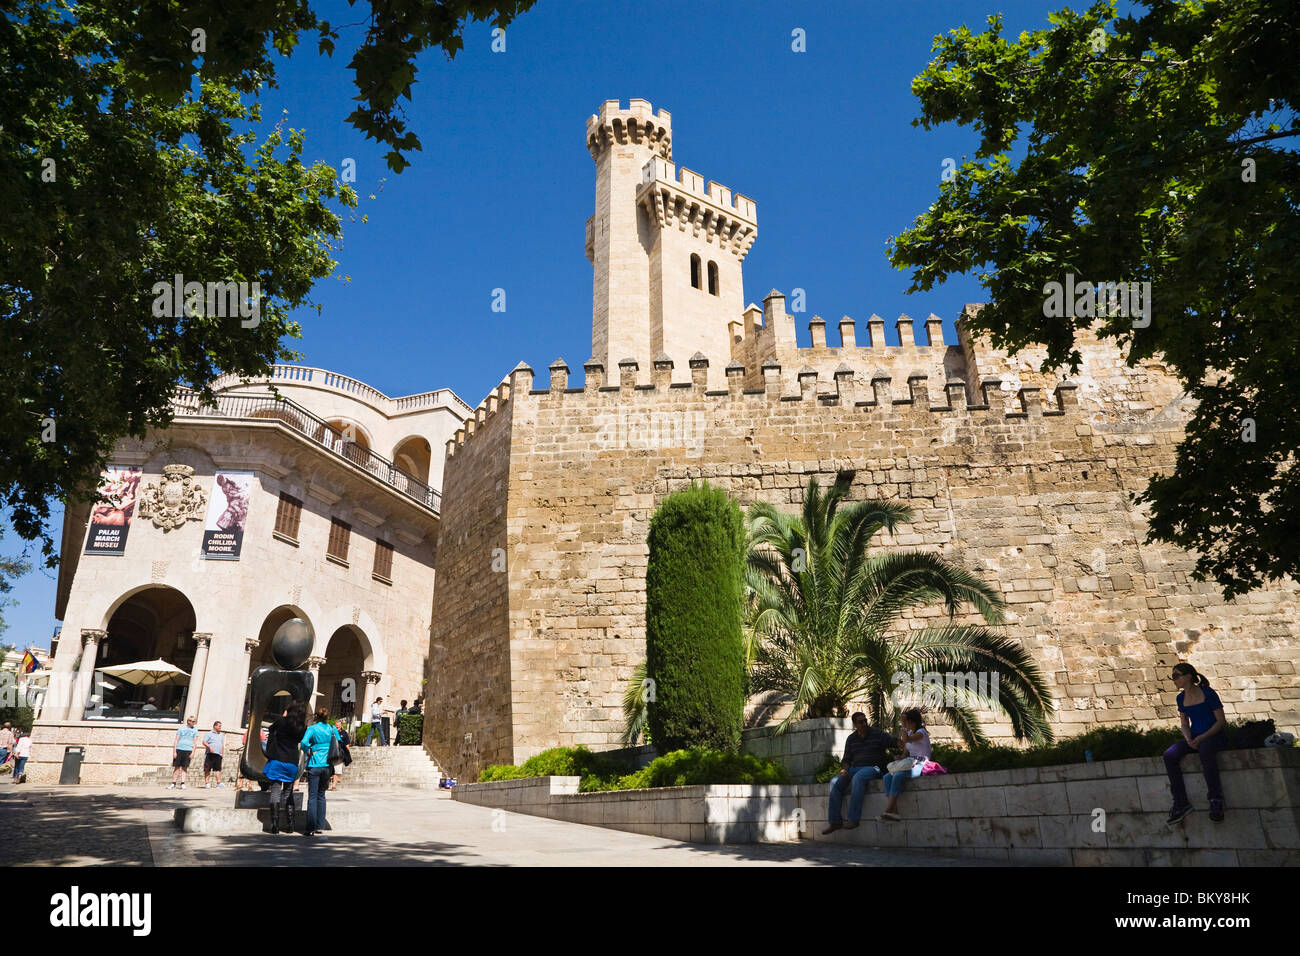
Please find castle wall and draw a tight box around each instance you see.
[424,384,516,773]
[430,333,1299,780]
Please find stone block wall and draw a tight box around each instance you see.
[423,382,515,775]
[429,323,1299,781]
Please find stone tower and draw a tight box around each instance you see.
[586,99,758,385]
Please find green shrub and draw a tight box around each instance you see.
[813,753,842,784]
[396,712,423,745]
[930,721,1267,774]
[353,722,376,746]
[0,707,34,734]
[477,747,627,791]
[631,748,788,788]
[645,483,745,753]
[476,746,788,792]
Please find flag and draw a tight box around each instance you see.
[20,650,41,674]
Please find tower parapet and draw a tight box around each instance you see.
[639,157,758,262]
[586,98,672,162]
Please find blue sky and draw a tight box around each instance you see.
[5,0,1100,649]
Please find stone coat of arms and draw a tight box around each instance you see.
[138,464,208,531]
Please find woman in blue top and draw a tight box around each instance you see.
[264,702,306,834]
[1164,662,1227,826]
[300,707,342,837]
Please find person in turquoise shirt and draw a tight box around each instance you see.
[168,715,200,790]
[300,708,341,836]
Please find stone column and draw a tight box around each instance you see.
[361,670,383,743]
[305,656,327,712]
[241,638,259,729]
[71,629,106,721]
[187,633,212,724]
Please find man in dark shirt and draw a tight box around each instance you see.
[823,712,896,833]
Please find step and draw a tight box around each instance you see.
[175,806,371,834]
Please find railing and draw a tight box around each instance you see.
[171,389,442,513]
[209,365,474,417]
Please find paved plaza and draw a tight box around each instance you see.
[0,783,984,867]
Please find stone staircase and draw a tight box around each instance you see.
[120,744,445,790]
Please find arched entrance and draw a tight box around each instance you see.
[318,626,367,721]
[98,586,198,717]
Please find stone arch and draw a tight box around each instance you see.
[318,625,368,719]
[707,260,719,296]
[325,418,372,451]
[392,435,432,484]
[690,253,701,289]
[98,585,199,714]
[315,605,385,674]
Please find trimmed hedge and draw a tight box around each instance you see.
[478,746,789,792]
[396,712,423,745]
[645,483,745,753]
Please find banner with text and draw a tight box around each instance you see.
[201,470,255,560]
[84,466,143,555]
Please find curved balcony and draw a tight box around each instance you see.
[170,389,441,513]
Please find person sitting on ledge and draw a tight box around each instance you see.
[1164,662,1227,826]
[822,711,895,834]
[879,707,930,822]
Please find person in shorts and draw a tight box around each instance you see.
[202,720,226,788]
[168,715,200,789]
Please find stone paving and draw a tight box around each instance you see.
[0,782,984,867]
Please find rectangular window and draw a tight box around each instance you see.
[327,518,351,562]
[274,493,302,540]
[373,539,394,581]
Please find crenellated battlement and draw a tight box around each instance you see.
[637,157,758,262]
[587,98,673,162]
[445,352,1082,458]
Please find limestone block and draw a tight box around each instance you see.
[1066,776,1143,814]
[955,816,1042,849]
[901,819,957,848]
[952,786,1008,817]
[1004,782,1068,817]
[1039,813,1108,849]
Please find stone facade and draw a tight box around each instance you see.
[33,368,466,785]
[425,99,1300,781]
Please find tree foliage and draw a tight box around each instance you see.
[1,0,360,558]
[645,483,746,754]
[745,476,1054,747]
[888,0,1300,596]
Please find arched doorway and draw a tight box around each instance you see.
[98,586,198,718]
[318,626,367,721]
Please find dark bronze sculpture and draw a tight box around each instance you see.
[240,618,315,785]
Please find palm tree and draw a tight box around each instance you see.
[744,475,1055,747]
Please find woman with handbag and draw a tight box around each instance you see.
[300,707,342,836]
[264,702,306,834]
[330,719,352,791]
[879,708,930,822]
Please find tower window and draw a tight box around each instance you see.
[690,254,702,289]
[707,261,719,296]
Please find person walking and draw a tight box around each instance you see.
[330,720,351,791]
[264,702,306,834]
[202,721,226,788]
[168,715,200,789]
[0,721,14,769]
[11,732,32,784]
[1165,662,1228,826]
[369,697,388,746]
[879,708,931,821]
[300,708,342,837]
[393,700,408,746]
